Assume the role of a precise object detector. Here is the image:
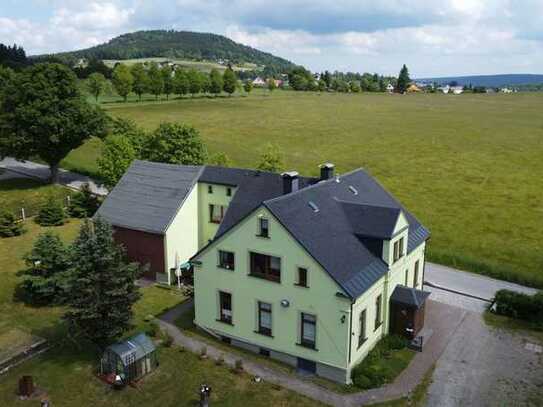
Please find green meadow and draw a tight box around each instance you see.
[62,91,543,287]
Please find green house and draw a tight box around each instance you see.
[97,160,430,383]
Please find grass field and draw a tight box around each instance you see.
[61,91,543,287]
[0,177,73,218]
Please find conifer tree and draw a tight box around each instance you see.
[18,231,71,305]
[69,183,100,218]
[0,209,25,237]
[36,196,66,226]
[396,64,411,93]
[64,218,141,348]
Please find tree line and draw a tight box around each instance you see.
[87,62,240,102]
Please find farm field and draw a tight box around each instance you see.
[62,91,543,287]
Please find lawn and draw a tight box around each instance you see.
[0,177,73,218]
[63,91,543,287]
[0,219,320,406]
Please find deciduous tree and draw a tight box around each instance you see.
[0,63,108,183]
[256,144,284,173]
[86,72,106,102]
[141,122,207,165]
[98,135,137,189]
[243,80,253,94]
[174,69,189,96]
[223,67,237,96]
[131,63,148,101]
[161,66,174,100]
[112,64,133,102]
[147,63,164,100]
[209,68,223,96]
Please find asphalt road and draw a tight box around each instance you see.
[423,262,538,313]
[0,157,108,196]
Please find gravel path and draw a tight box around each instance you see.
[158,299,465,407]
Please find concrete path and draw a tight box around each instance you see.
[158,299,466,407]
[0,157,108,196]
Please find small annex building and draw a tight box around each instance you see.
[100,333,157,382]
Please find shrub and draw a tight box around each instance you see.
[69,184,100,218]
[0,209,25,237]
[163,332,174,347]
[146,322,158,337]
[234,359,243,373]
[216,353,225,366]
[493,289,543,325]
[381,335,408,351]
[36,197,66,226]
[200,346,208,359]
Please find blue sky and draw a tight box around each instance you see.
[1,0,542,77]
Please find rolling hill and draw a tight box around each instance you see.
[40,30,296,72]
[416,74,543,87]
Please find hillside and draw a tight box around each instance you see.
[43,30,296,72]
[416,74,543,87]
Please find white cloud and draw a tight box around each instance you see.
[0,0,541,76]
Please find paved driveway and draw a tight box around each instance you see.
[426,312,543,407]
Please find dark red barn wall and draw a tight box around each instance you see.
[112,226,165,279]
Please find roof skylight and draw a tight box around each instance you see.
[308,201,319,213]
[349,186,358,195]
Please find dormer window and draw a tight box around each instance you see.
[258,217,269,238]
[393,237,405,262]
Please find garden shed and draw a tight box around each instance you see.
[100,333,158,383]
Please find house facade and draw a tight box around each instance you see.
[96,160,430,383]
[190,167,429,383]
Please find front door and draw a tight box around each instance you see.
[297,358,316,374]
[391,304,416,339]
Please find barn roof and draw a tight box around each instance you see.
[95,160,202,234]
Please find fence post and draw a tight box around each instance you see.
[21,208,26,221]
[66,195,71,206]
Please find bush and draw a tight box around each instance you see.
[0,209,25,237]
[146,321,158,337]
[216,353,225,366]
[493,289,543,325]
[200,346,208,359]
[69,184,100,218]
[234,359,243,373]
[36,197,66,226]
[163,332,174,347]
[351,335,410,389]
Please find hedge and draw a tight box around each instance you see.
[493,289,543,326]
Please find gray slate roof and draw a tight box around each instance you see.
[390,286,431,309]
[264,169,430,299]
[95,160,202,234]
[200,166,317,238]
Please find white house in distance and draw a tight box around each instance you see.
[252,77,266,87]
[386,83,395,93]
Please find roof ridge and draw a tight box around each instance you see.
[264,167,366,205]
[334,197,402,211]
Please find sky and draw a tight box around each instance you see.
[1,0,542,77]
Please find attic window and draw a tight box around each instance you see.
[349,186,358,195]
[308,201,319,213]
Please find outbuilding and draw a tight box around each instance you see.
[100,333,158,383]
